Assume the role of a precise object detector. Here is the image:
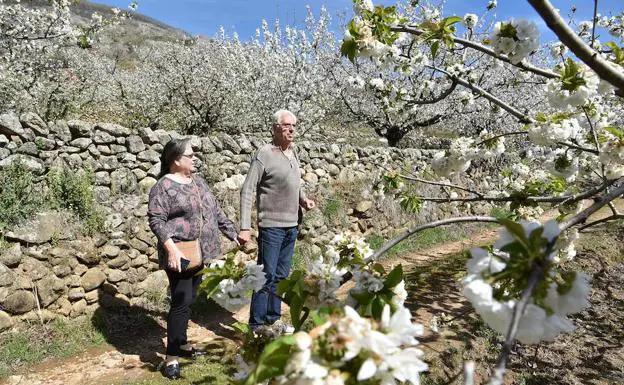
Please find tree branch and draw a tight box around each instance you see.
[557,141,600,155]
[405,80,458,106]
[371,216,499,261]
[475,131,527,147]
[400,174,485,197]
[579,214,624,230]
[590,0,599,47]
[527,0,624,96]
[427,65,533,124]
[390,25,559,79]
[560,180,624,230]
[491,257,548,383]
[413,179,616,204]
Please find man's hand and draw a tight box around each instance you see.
[301,198,316,211]
[237,230,251,245]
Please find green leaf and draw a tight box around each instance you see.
[277,279,293,296]
[254,338,295,382]
[603,126,624,140]
[289,294,305,330]
[431,40,440,58]
[371,296,385,319]
[499,219,529,247]
[311,310,329,326]
[384,264,404,289]
[232,322,251,335]
[350,290,375,306]
[605,42,624,65]
[442,16,463,26]
[198,276,224,297]
[340,39,358,62]
[372,263,386,274]
[528,226,546,256]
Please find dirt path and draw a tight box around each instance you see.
[3,200,622,385]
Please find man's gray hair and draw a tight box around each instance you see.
[271,109,297,126]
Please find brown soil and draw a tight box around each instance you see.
[2,200,623,385]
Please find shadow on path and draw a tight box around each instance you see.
[90,290,240,373]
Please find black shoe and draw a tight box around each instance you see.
[162,362,181,379]
[179,347,207,358]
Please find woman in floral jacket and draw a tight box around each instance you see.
[147,138,238,379]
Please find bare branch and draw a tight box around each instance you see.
[413,114,443,127]
[405,80,458,106]
[579,214,624,230]
[560,180,624,230]
[475,131,527,147]
[608,201,620,216]
[590,0,599,47]
[406,176,485,197]
[557,141,600,155]
[492,256,549,383]
[371,216,499,261]
[413,179,616,204]
[527,0,624,95]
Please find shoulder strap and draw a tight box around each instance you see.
[192,177,204,237]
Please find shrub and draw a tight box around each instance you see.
[321,197,342,218]
[46,167,104,235]
[0,161,43,231]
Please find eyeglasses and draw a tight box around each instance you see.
[276,123,296,134]
[181,152,196,159]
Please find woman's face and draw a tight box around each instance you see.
[174,143,196,175]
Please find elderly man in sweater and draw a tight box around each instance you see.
[238,109,315,330]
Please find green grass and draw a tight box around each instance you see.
[489,205,515,220]
[321,198,342,218]
[367,226,468,258]
[121,357,234,385]
[0,317,107,378]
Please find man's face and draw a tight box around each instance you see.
[274,114,296,144]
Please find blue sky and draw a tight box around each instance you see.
[95,0,623,43]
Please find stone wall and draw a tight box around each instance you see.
[0,111,443,332]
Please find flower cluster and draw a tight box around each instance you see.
[491,19,540,64]
[544,149,579,182]
[527,117,582,146]
[463,13,478,29]
[353,0,374,15]
[302,257,344,308]
[431,137,480,177]
[200,255,266,312]
[278,231,410,334]
[239,305,427,385]
[478,130,506,159]
[599,134,624,179]
[326,232,375,268]
[545,60,607,111]
[462,220,591,344]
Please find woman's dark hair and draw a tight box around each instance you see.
[159,138,191,178]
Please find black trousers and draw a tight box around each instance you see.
[165,267,202,357]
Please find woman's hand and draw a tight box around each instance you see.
[237,230,251,244]
[163,239,184,272]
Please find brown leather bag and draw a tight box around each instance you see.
[173,179,203,271]
[175,239,202,270]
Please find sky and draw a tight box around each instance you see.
[94,0,623,43]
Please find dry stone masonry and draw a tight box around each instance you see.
[0,111,467,331]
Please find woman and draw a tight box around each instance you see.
[147,138,238,379]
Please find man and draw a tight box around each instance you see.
[239,109,315,330]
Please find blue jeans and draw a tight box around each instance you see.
[249,226,297,328]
